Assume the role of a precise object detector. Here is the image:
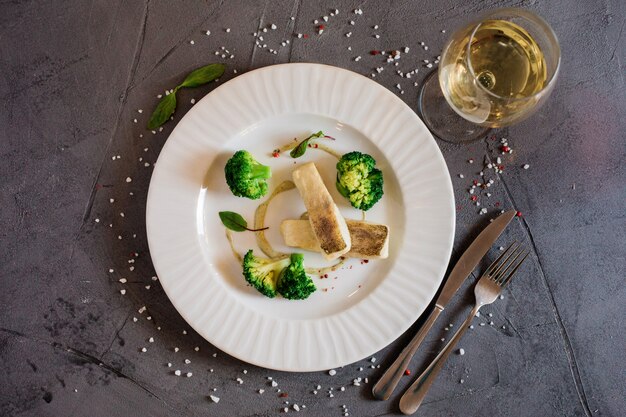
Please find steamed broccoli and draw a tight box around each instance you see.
[225,150,272,199]
[336,151,384,211]
[242,251,316,300]
[242,250,290,298]
[277,253,316,300]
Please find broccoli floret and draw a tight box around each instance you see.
[242,250,291,298]
[225,150,272,199]
[336,151,384,211]
[242,251,317,300]
[277,253,316,300]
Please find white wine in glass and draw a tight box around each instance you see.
[418,8,560,143]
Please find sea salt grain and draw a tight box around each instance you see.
[458,348,465,355]
[328,369,337,376]
[210,395,220,403]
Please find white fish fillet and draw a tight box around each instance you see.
[291,162,351,260]
[281,219,389,259]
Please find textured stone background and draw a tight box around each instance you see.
[1,1,624,416]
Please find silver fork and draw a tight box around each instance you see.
[399,242,529,415]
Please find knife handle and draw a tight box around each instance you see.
[372,306,443,400]
[398,304,479,414]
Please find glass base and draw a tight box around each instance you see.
[417,70,491,144]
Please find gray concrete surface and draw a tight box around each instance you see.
[1,1,624,416]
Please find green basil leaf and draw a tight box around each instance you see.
[178,63,226,89]
[219,211,248,232]
[290,131,325,158]
[147,92,177,130]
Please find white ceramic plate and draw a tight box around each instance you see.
[146,63,455,372]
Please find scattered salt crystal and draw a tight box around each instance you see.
[271,380,278,387]
[258,389,264,394]
[293,404,300,411]
[149,337,154,343]
[458,348,465,355]
[185,359,191,364]
[271,23,277,30]
[120,289,126,295]
[206,30,211,35]
[523,164,530,169]
[225,28,231,33]
[174,370,181,376]
[125,177,132,183]
[328,369,337,376]
[210,395,220,403]
[190,40,195,45]
[186,372,193,377]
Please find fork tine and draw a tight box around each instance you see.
[493,246,525,284]
[500,250,529,287]
[486,242,519,279]
[489,242,520,279]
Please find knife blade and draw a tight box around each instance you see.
[372,209,516,401]
[435,209,516,308]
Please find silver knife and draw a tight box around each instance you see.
[372,210,516,400]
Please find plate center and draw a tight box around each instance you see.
[199,113,405,320]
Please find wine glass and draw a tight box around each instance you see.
[418,8,561,143]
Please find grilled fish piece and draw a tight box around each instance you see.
[291,162,351,260]
[281,219,389,259]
